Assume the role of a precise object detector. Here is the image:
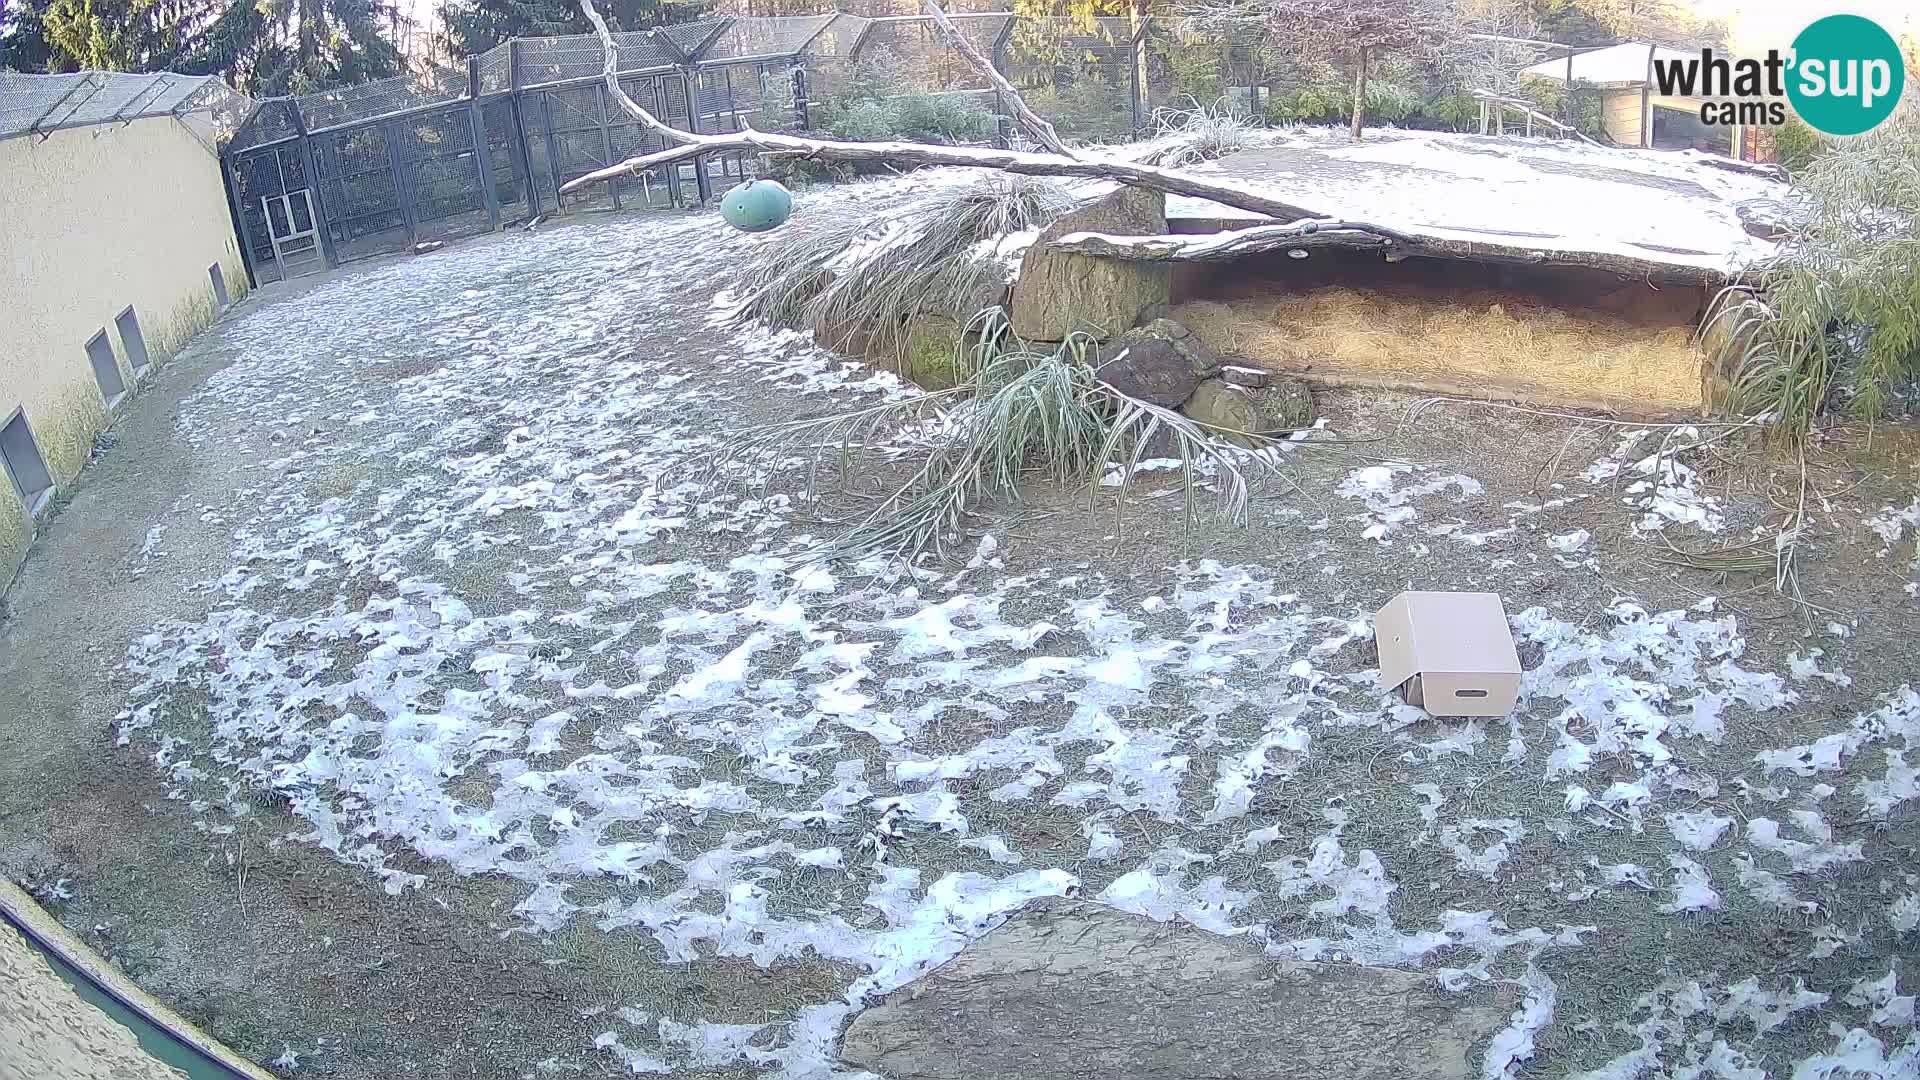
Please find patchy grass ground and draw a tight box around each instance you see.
[1,174,1918,1080]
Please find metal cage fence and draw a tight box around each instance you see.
[0,71,248,143]
[198,11,1580,287]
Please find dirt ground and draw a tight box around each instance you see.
[2,184,1917,1080]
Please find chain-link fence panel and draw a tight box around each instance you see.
[700,15,835,63]
[396,106,492,243]
[481,99,532,220]
[1003,16,1142,143]
[516,28,688,89]
[606,73,698,209]
[658,19,730,61]
[478,43,515,96]
[0,71,237,141]
[297,68,467,133]
[230,144,310,283]
[312,123,410,263]
[800,14,1007,146]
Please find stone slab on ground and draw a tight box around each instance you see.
[838,899,1518,1080]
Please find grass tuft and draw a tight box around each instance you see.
[729,175,1073,362]
[705,308,1284,561]
[1700,108,1920,436]
[1139,98,1260,168]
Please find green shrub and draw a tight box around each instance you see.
[1022,80,1136,143]
[822,93,997,144]
[1706,109,1920,429]
[1771,115,1825,174]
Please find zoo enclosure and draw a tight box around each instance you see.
[219,13,1589,284]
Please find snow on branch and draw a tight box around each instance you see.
[1051,221,1731,284]
[565,0,1323,220]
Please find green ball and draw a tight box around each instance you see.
[720,179,793,233]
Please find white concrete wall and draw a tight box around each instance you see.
[0,114,246,589]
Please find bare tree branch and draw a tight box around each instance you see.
[920,0,1075,158]
[568,0,1732,285]
[567,0,1322,218]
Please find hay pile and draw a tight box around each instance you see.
[1172,258,1708,413]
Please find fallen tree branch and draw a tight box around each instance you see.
[570,0,1732,286]
[1052,220,1394,260]
[1051,220,1729,283]
[921,0,1075,158]
[566,0,1319,219]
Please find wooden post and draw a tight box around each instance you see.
[1128,1,1149,132]
[1564,52,1573,125]
[1349,45,1367,141]
[1641,43,1654,147]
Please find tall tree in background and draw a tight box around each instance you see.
[1,0,403,93]
[1187,0,1461,139]
[1537,0,1721,48]
[0,0,59,71]
[440,0,701,57]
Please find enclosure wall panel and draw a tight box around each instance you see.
[0,114,244,588]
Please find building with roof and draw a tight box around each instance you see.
[0,71,250,590]
[1522,41,1750,157]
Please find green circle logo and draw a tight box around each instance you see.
[1787,14,1905,136]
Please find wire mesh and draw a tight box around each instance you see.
[478,43,515,95]
[1001,16,1142,142]
[700,14,836,62]
[658,18,728,60]
[516,28,687,89]
[297,67,468,132]
[0,71,244,141]
[229,98,301,151]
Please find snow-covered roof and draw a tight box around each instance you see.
[1521,42,1695,87]
[1164,127,1786,279]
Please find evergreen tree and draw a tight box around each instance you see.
[0,0,61,71]
[441,0,700,58]
[3,0,401,94]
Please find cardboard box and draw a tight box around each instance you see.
[1374,591,1522,717]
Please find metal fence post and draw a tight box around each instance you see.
[597,80,623,211]
[507,39,538,215]
[685,68,711,205]
[287,104,339,268]
[218,152,259,290]
[540,92,564,212]
[468,57,502,229]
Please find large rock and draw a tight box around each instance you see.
[1097,319,1221,407]
[900,315,969,391]
[1010,188,1170,341]
[1181,378,1316,445]
[839,899,1517,1080]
